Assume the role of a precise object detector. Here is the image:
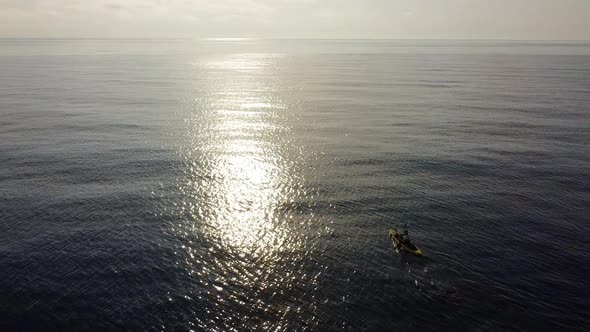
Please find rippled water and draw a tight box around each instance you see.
[1,39,589,331]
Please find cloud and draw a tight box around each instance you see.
[104,3,125,11]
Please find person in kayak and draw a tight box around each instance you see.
[400,230,411,244]
[390,227,423,256]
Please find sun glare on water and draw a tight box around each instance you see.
[175,53,311,265]
[167,52,325,329]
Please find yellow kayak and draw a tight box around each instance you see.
[389,229,423,256]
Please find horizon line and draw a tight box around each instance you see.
[0,37,589,42]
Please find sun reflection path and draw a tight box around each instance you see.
[197,54,299,255]
[172,53,326,330]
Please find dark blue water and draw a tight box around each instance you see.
[1,39,589,331]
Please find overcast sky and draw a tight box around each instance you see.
[1,0,589,39]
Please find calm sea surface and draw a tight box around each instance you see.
[1,39,589,331]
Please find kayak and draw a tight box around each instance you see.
[389,229,423,256]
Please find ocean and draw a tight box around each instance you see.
[1,39,589,331]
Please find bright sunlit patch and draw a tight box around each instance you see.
[183,53,298,257]
[216,109,263,117]
[207,107,287,252]
[203,53,283,73]
[240,102,280,109]
[212,146,282,250]
[171,53,326,328]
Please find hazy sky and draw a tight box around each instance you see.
[1,0,589,39]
